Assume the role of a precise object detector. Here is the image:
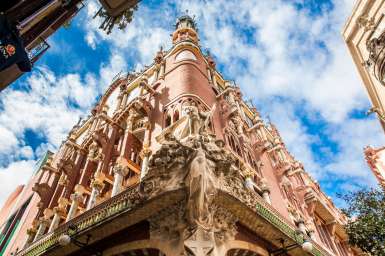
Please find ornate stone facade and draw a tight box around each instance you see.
[0,15,359,256]
[343,0,385,190]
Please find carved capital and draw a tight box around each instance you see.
[70,192,84,202]
[91,178,105,191]
[113,163,129,177]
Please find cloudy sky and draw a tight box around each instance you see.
[0,0,384,207]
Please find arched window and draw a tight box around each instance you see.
[173,110,179,123]
[175,50,197,62]
[165,114,172,127]
[229,136,236,152]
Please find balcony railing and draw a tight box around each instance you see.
[18,183,140,256]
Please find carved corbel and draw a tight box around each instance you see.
[304,189,317,217]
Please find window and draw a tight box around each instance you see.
[175,50,197,62]
[315,216,336,253]
[165,114,171,127]
[173,110,179,123]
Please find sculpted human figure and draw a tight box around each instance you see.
[185,139,216,230]
[171,101,216,141]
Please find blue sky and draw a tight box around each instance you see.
[0,0,384,207]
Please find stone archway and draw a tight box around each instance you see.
[103,239,167,256]
[226,249,261,256]
[225,240,269,256]
[114,248,164,256]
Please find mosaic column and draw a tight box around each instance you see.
[140,126,152,181]
[66,185,85,222]
[261,185,271,205]
[140,147,152,181]
[111,165,129,197]
[33,209,52,242]
[297,219,307,234]
[47,197,68,232]
[86,175,105,210]
[24,220,38,248]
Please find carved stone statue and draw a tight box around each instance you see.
[157,102,216,143]
[184,139,216,230]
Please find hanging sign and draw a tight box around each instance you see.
[0,14,31,72]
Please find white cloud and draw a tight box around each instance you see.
[0,160,36,208]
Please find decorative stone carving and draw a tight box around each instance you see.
[212,206,238,243]
[88,141,103,162]
[366,31,385,85]
[357,14,375,32]
[111,163,129,196]
[149,201,187,241]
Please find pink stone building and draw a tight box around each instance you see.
[0,15,360,256]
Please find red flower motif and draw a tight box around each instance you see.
[5,44,15,56]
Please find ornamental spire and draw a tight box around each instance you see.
[172,12,199,45]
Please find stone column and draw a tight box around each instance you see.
[154,65,160,81]
[207,68,212,83]
[121,92,129,109]
[261,186,271,205]
[111,165,129,197]
[47,210,61,233]
[115,92,123,112]
[158,62,165,79]
[244,176,254,191]
[33,219,49,242]
[47,197,68,233]
[86,176,105,210]
[24,221,38,248]
[139,75,148,96]
[212,71,218,88]
[308,229,316,241]
[33,208,52,241]
[140,147,152,181]
[297,219,307,234]
[66,185,85,222]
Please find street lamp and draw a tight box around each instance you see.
[269,230,313,256]
[58,224,102,256]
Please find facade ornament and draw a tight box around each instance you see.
[157,102,216,143]
[86,173,106,210]
[149,201,186,241]
[111,163,129,196]
[66,185,86,221]
[365,31,385,85]
[33,209,53,242]
[154,46,164,65]
[357,14,375,32]
[88,141,103,162]
[139,146,152,181]
[48,197,69,233]
[126,108,140,131]
[260,180,271,205]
